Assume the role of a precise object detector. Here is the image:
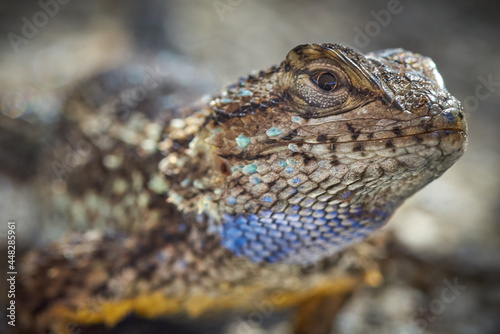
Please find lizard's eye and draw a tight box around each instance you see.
[280,45,392,118]
[311,72,337,92]
[288,65,350,111]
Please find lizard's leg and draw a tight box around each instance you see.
[292,267,383,334]
[293,292,352,334]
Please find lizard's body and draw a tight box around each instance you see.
[18,44,467,333]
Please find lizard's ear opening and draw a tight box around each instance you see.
[218,159,230,176]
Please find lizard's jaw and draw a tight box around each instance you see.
[215,98,467,264]
[265,94,467,173]
[217,124,467,264]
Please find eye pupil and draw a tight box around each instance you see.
[313,72,337,91]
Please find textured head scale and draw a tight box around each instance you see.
[161,44,467,264]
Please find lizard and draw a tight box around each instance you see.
[17,43,467,333]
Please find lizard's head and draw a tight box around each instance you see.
[161,44,467,263]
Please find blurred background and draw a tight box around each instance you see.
[0,0,499,333]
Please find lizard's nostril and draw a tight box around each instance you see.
[427,107,467,134]
[441,108,467,131]
[443,111,456,122]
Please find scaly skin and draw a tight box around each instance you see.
[19,44,467,332]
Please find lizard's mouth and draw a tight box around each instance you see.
[257,128,467,159]
[325,129,467,155]
[259,103,467,157]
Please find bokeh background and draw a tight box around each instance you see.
[1,0,499,333]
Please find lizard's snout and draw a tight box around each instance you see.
[406,90,468,135]
[429,97,467,134]
[438,107,467,133]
